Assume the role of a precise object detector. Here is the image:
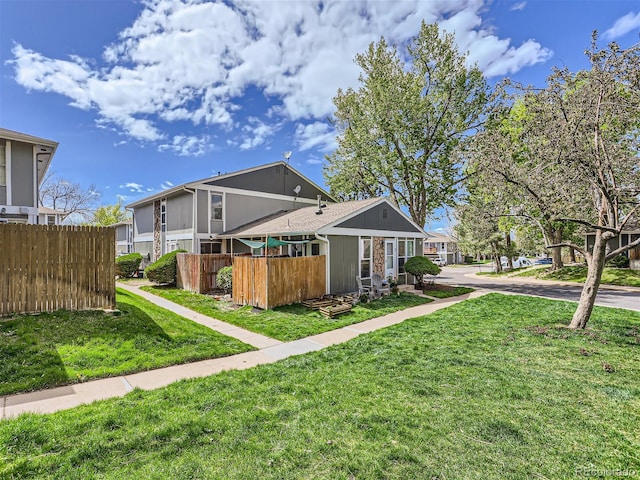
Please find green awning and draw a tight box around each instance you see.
[237,237,310,249]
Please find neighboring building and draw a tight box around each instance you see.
[111,220,134,256]
[219,197,426,293]
[424,232,462,264]
[37,206,66,226]
[585,229,640,270]
[126,162,332,260]
[0,128,58,224]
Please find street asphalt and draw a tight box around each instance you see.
[439,265,640,312]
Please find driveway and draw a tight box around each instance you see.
[439,265,640,312]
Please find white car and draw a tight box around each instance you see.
[501,256,533,270]
[433,258,447,267]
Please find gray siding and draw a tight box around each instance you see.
[225,193,299,231]
[205,164,327,200]
[11,141,35,207]
[166,192,193,231]
[175,239,192,252]
[197,189,209,234]
[335,203,421,233]
[329,235,359,294]
[115,225,128,242]
[134,241,153,257]
[134,204,154,236]
[0,186,5,204]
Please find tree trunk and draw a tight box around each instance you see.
[569,247,576,263]
[505,233,513,270]
[569,231,609,329]
[551,229,563,271]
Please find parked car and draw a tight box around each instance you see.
[495,256,533,271]
[534,257,553,265]
[433,258,447,267]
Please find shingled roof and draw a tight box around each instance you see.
[219,197,382,237]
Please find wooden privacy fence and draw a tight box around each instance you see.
[0,224,115,316]
[233,255,326,310]
[177,253,237,293]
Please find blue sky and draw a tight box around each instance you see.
[1,0,639,231]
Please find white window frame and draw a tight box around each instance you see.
[359,236,373,279]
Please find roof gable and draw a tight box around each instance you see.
[333,202,423,233]
[204,162,330,200]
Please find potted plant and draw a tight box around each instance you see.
[388,277,400,296]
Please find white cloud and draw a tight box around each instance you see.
[116,194,128,202]
[238,117,281,150]
[120,182,145,192]
[10,0,551,150]
[160,181,173,190]
[603,11,640,40]
[510,2,526,11]
[158,134,211,156]
[295,121,337,152]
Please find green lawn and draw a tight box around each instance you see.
[423,284,476,298]
[1,294,638,479]
[141,287,432,341]
[0,288,253,396]
[516,265,640,287]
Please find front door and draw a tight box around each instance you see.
[385,239,395,279]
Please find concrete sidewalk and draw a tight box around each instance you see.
[1,289,486,419]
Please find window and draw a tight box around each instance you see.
[311,243,320,256]
[160,200,166,232]
[47,215,56,226]
[200,241,222,254]
[0,145,5,186]
[360,237,372,278]
[398,238,415,273]
[211,193,223,221]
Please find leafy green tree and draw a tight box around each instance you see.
[325,22,489,227]
[91,202,130,226]
[469,35,640,329]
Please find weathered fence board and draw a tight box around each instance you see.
[232,255,326,310]
[0,224,115,316]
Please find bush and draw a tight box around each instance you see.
[607,254,630,269]
[404,256,441,288]
[145,250,187,285]
[115,253,143,278]
[217,266,233,293]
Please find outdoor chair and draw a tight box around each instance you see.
[371,273,391,297]
[356,276,373,298]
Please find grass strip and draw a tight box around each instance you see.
[141,287,432,341]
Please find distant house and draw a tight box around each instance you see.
[128,161,426,293]
[110,220,134,256]
[0,128,58,224]
[585,228,640,270]
[37,206,66,226]
[424,232,462,264]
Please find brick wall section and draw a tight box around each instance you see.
[373,236,385,277]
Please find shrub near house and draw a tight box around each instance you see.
[145,250,187,285]
[115,253,143,278]
[404,256,441,288]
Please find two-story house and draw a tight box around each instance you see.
[0,128,58,224]
[127,161,427,293]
